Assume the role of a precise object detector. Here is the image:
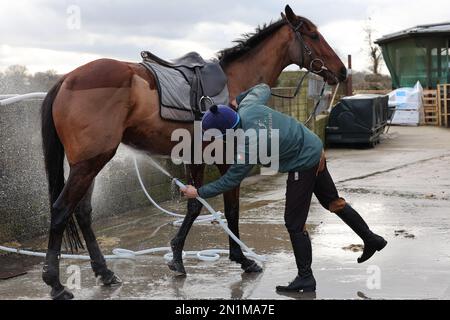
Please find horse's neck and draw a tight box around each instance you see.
[224,27,293,99]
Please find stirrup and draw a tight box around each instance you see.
[199,96,214,113]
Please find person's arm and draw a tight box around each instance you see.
[236,83,272,108]
[199,164,254,198]
[181,164,254,199]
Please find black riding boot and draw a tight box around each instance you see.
[337,204,387,263]
[276,231,316,292]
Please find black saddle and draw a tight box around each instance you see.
[141,51,228,118]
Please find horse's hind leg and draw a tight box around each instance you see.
[74,182,121,286]
[223,189,263,273]
[218,165,262,273]
[42,150,116,300]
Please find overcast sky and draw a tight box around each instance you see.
[1,0,450,75]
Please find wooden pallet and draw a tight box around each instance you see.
[422,89,439,126]
[437,84,450,127]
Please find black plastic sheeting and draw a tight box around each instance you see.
[326,94,389,146]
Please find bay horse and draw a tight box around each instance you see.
[40,5,346,299]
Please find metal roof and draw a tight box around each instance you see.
[376,22,450,44]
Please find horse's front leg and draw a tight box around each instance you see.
[217,165,263,273]
[168,164,205,276]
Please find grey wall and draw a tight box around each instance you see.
[0,100,186,242]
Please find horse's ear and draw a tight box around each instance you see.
[284,5,298,24]
[280,12,287,21]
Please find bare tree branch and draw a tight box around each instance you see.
[364,18,383,75]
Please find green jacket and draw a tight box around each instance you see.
[198,83,323,199]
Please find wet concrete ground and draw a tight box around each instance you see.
[1,126,450,300]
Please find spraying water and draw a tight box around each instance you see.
[146,157,173,179]
[146,157,184,200]
[171,179,181,201]
[146,157,183,200]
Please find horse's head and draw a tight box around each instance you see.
[282,5,347,85]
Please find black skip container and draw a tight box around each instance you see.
[326,94,389,147]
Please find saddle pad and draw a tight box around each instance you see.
[142,62,229,122]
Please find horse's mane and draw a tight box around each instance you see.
[218,19,287,67]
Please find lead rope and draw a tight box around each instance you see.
[270,70,310,99]
[304,81,327,126]
[270,71,327,126]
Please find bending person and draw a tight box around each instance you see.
[181,83,387,293]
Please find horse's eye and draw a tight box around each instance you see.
[310,33,319,40]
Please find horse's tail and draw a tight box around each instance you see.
[41,78,84,252]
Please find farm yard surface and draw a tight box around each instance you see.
[1,126,449,300]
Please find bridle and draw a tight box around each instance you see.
[293,19,342,85]
[271,18,339,125]
[286,19,331,75]
[271,19,328,100]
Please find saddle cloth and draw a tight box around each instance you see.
[141,51,229,122]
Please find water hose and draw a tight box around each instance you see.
[0,92,47,106]
[133,158,222,225]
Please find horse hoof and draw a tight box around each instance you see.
[241,260,263,273]
[102,273,122,287]
[168,260,186,277]
[51,287,74,300]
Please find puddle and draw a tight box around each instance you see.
[97,236,121,247]
[394,230,416,239]
[342,244,363,252]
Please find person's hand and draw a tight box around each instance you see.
[180,185,199,199]
[316,150,326,176]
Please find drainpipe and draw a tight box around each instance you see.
[346,54,353,97]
